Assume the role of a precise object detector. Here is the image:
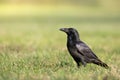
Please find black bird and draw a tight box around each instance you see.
[60,28,109,69]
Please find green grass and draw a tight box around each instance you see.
[0,23,120,80]
[0,4,120,80]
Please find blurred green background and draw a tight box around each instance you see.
[0,0,120,24]
[0,0,120,80]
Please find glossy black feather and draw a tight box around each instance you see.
[60,28,109,69]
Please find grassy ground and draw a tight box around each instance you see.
[0,4,120,80]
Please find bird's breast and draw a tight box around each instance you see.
[67,43,77,53]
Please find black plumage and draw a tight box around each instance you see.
[60,28,109,69]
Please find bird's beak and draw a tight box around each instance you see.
[59,28,68,33]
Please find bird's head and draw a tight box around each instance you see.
[60,28,80,41]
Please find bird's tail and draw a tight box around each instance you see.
[92,59,109,69]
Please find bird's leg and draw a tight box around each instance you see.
[77,62,81,68]
[81,58,86,67]
[82,62,86,67]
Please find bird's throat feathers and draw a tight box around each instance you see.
[67,33,80,42]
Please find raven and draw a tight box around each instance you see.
[60,28,109,69]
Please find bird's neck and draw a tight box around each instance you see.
[67,35,80,43]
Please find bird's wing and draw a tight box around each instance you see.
[76,42,98,59]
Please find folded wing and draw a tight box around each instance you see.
[76,42,98,59]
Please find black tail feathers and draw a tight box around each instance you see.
[92,59,109,69]
[98,62,109,69]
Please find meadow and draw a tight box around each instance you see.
[0,4,120,80]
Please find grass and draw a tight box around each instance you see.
[0,4,120,80]
[0,23,120,80]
